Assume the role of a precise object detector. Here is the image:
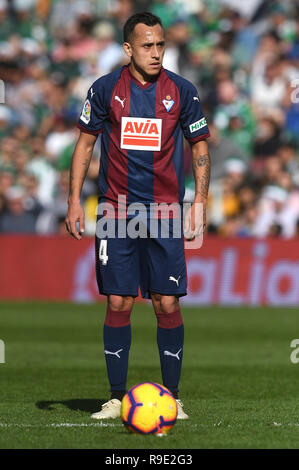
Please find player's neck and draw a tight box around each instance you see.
[128,63,160,86]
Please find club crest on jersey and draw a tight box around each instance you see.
[121,117,162,151]
[80,99,91,124]
[162,95,174,112]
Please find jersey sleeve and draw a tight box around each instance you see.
[77,81,108,136]
[179,82,210,143]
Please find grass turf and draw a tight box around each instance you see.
[1,302,299,449]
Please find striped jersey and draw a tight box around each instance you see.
[77,65,210,208]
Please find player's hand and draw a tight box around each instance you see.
[184,198,207,241]
[65,200,85,240]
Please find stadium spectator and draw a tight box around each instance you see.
[0,185,37,233]
[0,0,299,238]
[207,122,247,181]
[251,57,287,118]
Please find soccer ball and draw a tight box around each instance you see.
[121,382,177,435]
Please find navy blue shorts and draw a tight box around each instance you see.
[95,216,187,299]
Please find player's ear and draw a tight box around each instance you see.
[123,42,132,58]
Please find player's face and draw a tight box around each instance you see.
[124,23,165,80]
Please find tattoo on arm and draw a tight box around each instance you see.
[195,170,210,198]
[193,153,209,168]
[69,170,74,195]
[192,152,210,199]
[69,157,90,197]
[82,157,90,178]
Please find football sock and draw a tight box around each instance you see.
[104,306,132,393]
[169,390,178,399]
[110,390,126,401]
[155,309,184,396]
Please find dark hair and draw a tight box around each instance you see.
[123,12,163,43]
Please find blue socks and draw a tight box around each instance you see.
[103,323,131,392]
[104,307,132,394]
[155,309,184,397]
[157,323,184,397]
[103,307,184,399]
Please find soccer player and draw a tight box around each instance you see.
[65,12,210,420]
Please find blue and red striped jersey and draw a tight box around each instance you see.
[77,65,210,207]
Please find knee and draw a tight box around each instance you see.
[160,296,179,313]
[108,295,134,312]
[152,294,179,314]
[105,295,134,328]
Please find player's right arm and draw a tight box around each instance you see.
[65,131,97,240]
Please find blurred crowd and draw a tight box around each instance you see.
[1,0,299,237]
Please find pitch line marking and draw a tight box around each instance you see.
[0,422,194,429]
[0,422,295,429]
[0,422,122,428]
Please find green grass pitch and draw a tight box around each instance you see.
[1,302,299,449]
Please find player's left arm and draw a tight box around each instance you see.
[185,139,210,239]
[178,80,210,240]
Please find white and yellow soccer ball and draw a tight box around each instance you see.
[121,382,177,435]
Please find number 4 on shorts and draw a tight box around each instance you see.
[99,240,108,265]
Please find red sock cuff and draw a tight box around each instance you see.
[155,309,183,329]
[105,306,132,327]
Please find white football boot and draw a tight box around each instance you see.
[176,399,189,419]
[91,399,121,419]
